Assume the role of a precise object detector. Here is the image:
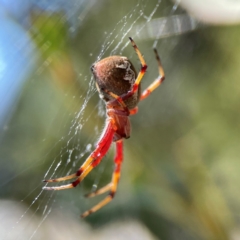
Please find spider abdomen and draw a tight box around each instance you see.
[91,56,141,109]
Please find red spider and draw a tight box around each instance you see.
[43,37,165,218]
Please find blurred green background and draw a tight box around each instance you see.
[1,0,240,239]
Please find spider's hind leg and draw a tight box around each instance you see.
[43,120,115,190]
[81,140,123,218]
[85,183,112,198]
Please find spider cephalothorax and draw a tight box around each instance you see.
[43,37,165,218]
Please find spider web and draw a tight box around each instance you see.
[0,0,200,239]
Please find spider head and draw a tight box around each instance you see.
[91,56,140,109]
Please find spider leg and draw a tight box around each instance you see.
[101,88,129,114]
[101,88,139,118]
[120,38,147,102]
[81,139,123,218]
[43,156,93,183]
[129,37,147,87]
[85,183,112,198]
[129,107,138,115]
[43,120,115,190]
[140,48,165,100]
[84,138,123,198]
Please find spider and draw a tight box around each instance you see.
[43,37,165,218]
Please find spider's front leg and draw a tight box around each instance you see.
[140,48,165,100]
[117,37,148,104]
[125,37,148,98]
[43,120,115,190]
[81,139,123,218]
[123,38,165,102]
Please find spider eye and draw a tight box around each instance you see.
[90,64,95,72]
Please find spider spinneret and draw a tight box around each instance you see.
[43,37,165,218]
